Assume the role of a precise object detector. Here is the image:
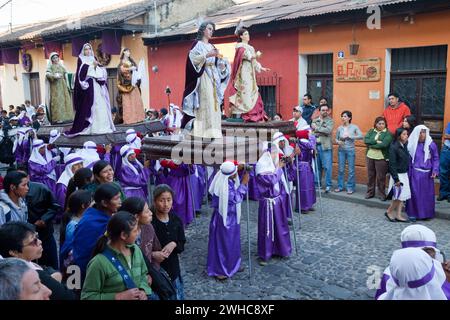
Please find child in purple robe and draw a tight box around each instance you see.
[55,154,84,210]
[190,165,206,214]
[406,125,440,220]
[118,145,150,199]
[375,225,450,300]
[255,142,292,265]
[28,139,59,193]
[207,161,249,280]
[294,130,317,213]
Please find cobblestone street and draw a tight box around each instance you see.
[181,197,450,300]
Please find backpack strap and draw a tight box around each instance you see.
[102,247,137,290]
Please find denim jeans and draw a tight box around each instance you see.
[316,144,333,188]
[172,276,185,300]
[337,148,356,191]
[439,146,450,198]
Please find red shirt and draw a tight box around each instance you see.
[383,102,411,135]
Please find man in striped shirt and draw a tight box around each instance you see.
[383,93,411,135]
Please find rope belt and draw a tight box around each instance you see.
[264,195,280,242]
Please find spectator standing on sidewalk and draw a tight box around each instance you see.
[438,122,450,202]
[364,117,392,201]
[383,93,411,135]
[335,110,363,194]
[312,104,335,192]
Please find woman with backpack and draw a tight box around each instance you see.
[81,212,152,300]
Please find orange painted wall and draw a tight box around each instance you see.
[299,10,450,184]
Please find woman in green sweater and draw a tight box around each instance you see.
[81,212,152,300]
[364,117,393,201]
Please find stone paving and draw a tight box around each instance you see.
[181,196,450,300]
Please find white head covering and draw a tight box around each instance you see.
[255,142,289,194]
[400,225,443,263]
[209,161,240,226]
[29,139,56,181]
[407,125,433,164]
[256,142,277,176]
[49,129,61,144]
[272,132,294,157]
[294,105,303,113]
[12,128,26,153]
[79,43,95,65]
[18,110,28,120]
[47,52,66,71]
[57,153,84,187]
[78,141,100,169]
[126,129,142,149]
[120,145,143,176]
[379,248,447,300]
[168,104,182,129]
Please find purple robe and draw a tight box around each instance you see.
[190,165,206,212]
[207,181,248,277]
[406,142,440,219]
[165,164,195,227]
[118,162,150,199]
[375,270,450,300]
[55,183,67,211]
[15,139,32,166]
[294,139,317,211]
[28,160,57,194]
[247,165,261,201]
[256,169,292,261]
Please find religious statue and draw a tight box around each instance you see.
[228,25,270,122]
[65,43,115,137]
[116,48,145,124]
[181,21,230,139]
[45,52,74,124]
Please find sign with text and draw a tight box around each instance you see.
[336,58,381,82]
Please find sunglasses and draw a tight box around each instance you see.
[23,233,40,247]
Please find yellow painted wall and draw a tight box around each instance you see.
[0,34,149,109]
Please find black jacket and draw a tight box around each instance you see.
[26,182,61,240]
[152,212,186,281]
[388,141,411,183]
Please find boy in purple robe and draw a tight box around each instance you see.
[56,154,84,210]
[256,142,292,265]
[28,139,59,193]
[118,145,150,199]
[13,128,34,166]
[294,130,317,213]
[272,132,298,220]
[207,161,249,280]
[190,165,206,214]
[375,225,450,300]
[160,159,195,227]
[406,125,440,220]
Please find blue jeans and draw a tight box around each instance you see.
[316,145,333,188]
[337,148,356,191]
[439,146,450,198]
[172,276,185,300]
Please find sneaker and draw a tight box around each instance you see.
[325,187,331,193]
[258,259,268,266]
[216,275,228,281]
[287,218,293,225]
[347,190,354,195]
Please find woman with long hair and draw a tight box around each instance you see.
[385,128,411,222]
[72,183,122,278]
[81,212,152,300]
